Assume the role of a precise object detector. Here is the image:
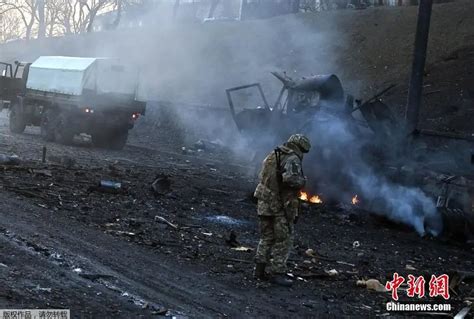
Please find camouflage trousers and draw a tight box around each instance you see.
[255,215,294,274]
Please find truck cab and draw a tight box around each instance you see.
[0,61,30,108]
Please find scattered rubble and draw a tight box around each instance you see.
[98,180,122,193]
[231,246,253,252]
[325,269,338,277]
[405,264,416,271]
[33,285,52,293]
[48,155,76,168]
[356,279,388,293]
[305,248,317,258]
[151,174,172,195]
[0,154,20,165]
[154,216,178,230]
[192,139,224,153]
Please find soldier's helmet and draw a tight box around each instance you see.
[288,134,311,153]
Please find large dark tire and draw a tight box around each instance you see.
[54,113,75,145]
[92,129,128,150]
[40,109,57,142]
[91,133,108,148]
[9,103,27,134]
[109,130,128,150]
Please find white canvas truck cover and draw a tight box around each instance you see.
[27,56,139,97]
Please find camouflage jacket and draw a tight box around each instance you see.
[254,142,306,217]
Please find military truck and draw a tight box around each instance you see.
[0,56,146,149]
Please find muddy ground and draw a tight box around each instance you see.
[0,110,472,319]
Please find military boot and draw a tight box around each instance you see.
[253,263,267,280]
[270,274,293,287]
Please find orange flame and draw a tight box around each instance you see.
[309,195,323,204]
[299,191,308,201]
[299,191,323,204]
[352,195,359,205]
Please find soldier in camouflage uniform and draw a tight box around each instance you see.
[253,134,311,287]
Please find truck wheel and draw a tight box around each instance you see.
[54,113,74,145]
[92,130,128,150]
[9,103,27,133]
[109,130,128,150]
[91,133,108,148]
[40,109,57,141]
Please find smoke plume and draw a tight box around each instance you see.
[305,110,442,236]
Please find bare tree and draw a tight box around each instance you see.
[0,0,137,42]
[81,0,115,33]
[0,0,39,40]
[37,0,46,38]
[59,0,115,33]
[111,0,124,28]
[0,8,23,42]
[110,0,149,30]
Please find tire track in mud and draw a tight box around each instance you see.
[0,193,282,318]
[0,227,176,317]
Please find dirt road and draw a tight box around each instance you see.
[0,112,472,318]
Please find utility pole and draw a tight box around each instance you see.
[405,0,433,135]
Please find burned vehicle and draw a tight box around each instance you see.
[226,71,398,154]
[0,56,146,150]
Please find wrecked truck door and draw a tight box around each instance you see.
[226,83,271,132]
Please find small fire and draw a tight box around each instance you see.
[299,191,308,201]
[309,195,323,204]
[352,195,359,205]
[299,191,323,204]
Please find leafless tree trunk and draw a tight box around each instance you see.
[25,1,38,39]
[84,0,115,33]
[45,0,62,37]
[111,0,123,29]
[37,0,46,38]
[86,7,100,32]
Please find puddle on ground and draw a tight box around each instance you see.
[203,215,250,227]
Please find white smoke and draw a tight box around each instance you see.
[306,110,442,236]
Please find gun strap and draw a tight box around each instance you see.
[274,148,284,207]
[274,148,282,182]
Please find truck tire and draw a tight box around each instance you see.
[91,133,108,148]
[54,113,74,145]
[109,130,128,150]
[40,109,57,142]
[92,130,128,150]
[9,103,27,134]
